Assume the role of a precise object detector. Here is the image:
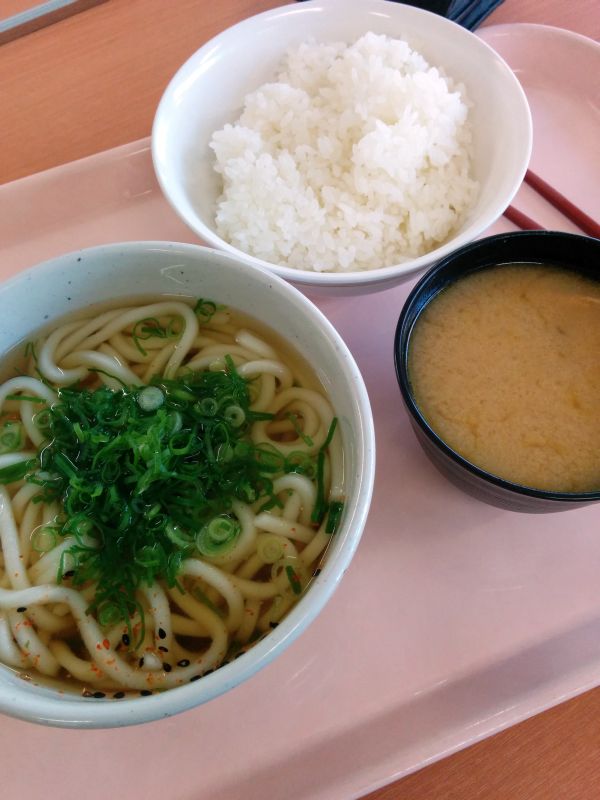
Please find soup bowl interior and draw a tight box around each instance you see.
[0,241,375,727]
[394,231,600,513]
[152,0,532,296]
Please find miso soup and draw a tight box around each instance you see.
[408,264,600,492]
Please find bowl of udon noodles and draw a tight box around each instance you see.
[0,241,375,728]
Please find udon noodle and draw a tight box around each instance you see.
[0,298,344,696]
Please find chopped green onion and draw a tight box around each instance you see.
[285,413,314,447]
[0,421,24,454]
[285,451,316,478]
[14,355,333,635]
[87,368,130,388]
[31,526,57,553]
[256,534,285,564]
[97,602,122,627]
[34,409,52,432]
[285,564,303,595]
[196,515,240,557]
[194,298,218,322]
[137,386,164,412]
[0,458,37,485]
[224,405,245,428]
[164,522,194,549]
[131,317,178,356]
[193,587,224,617]
[325,500,344,534]
[311,418,338,525]
[196,397,218,416]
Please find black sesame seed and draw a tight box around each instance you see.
[138,657,144,668]
[314,568,322,576]
[122,634,130,646]
[93,691,106,699]
[177,659,190,667]
[269,622,279,629]
[158,646,168,653]
[113,691,125,699]
[158,627,166,639]
[162,662,172,673]
[189,675,201,682]
[203,669,214,676]
[16,606,27,613]
[140,689,152,696]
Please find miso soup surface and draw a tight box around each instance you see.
[408,264,600,492]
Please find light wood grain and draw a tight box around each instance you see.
[365,689,600,800]
[1,2,600,799]
[0,0,282,182]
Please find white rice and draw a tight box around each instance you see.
[209,32,479,273]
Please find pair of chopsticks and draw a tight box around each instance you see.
[504,170,600,238]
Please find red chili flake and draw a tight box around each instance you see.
[102,639,110,650]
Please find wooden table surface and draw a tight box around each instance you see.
[1,2,600,798]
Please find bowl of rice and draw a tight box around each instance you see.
[152,0,532,296]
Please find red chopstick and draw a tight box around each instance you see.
[503,205,544,231]
[524,170,600,238]
[504,170,600,238]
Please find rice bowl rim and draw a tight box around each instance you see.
[0,241,376,728]
[151,0,533,288]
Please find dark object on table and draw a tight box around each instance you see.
[394,231,600,513]
[295,1,505,30]
[398,0,504,29]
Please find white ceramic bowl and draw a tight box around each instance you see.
[0,241,375,728]
[152,0,532,297]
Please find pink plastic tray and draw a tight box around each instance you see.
[1,26,599,798]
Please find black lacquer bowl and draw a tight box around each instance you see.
[394,231,600,513]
